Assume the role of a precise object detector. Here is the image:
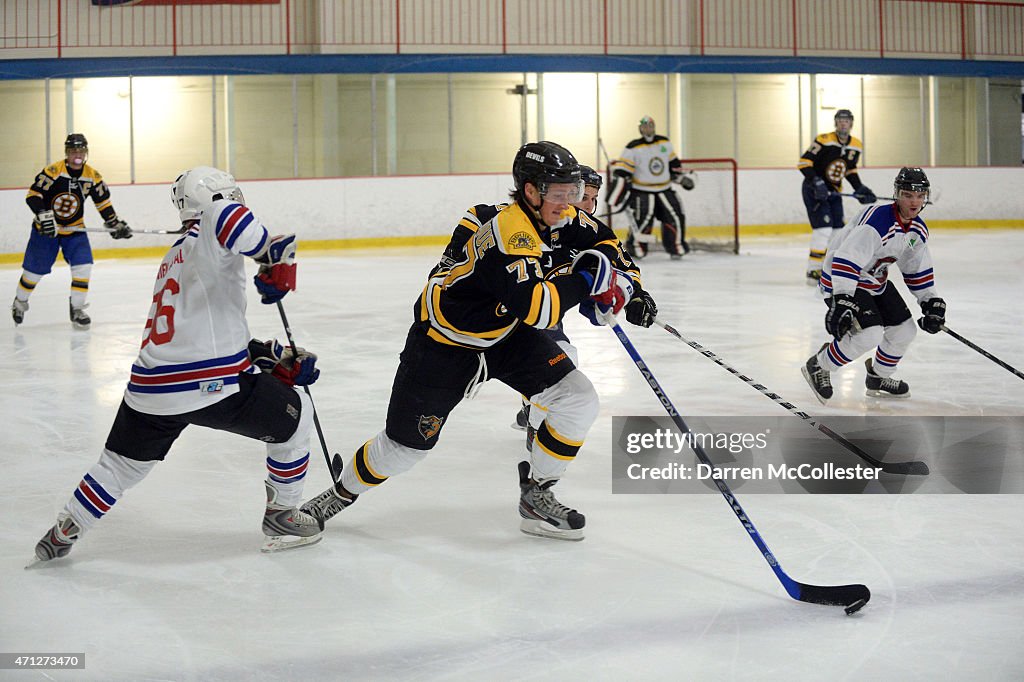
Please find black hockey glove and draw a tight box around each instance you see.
[918,297,946,334]
[675,171,696,191]
[853,185,877,205]
[624,288,658,328]
[105,217,133,240]
[825,293,860,339]
[811,177,829,202]
[33,210,57,238]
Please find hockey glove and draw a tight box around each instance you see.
[254,234,297,304]
[811,177,829,202]
[825,293,860,339]
[918,297,946,334]
[606,175,633,214]
[104,217,133,240]
[853,185,877,205]
[249,339,320,386]
[675,171,697,191]
[33,210,57,238]
[624,288,658,328]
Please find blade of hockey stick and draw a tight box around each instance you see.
[655,320,929,476]
[605,314,871,612]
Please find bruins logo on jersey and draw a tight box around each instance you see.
[52,192,82,220]
[508,231,536,250]
[417,415,443,440]
[648,157,665,176]
[826,159,848,184]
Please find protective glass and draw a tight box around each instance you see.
[542,181,584,205]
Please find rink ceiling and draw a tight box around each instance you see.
[2,232,1023,681]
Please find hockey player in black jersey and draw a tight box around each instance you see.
[12,133,133,329]
[431,165,659,444]
[303,142,636,541]
[798,109,876,284]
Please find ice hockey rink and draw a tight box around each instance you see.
[2,230,1022,681]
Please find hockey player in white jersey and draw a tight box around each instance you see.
[607,116,695,260]
[801,167,946,403]
[33,166,323,562]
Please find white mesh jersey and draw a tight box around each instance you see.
[123,199,270,415]
[819,203,938,302]
[611,135,680,192]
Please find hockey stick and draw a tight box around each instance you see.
[275,301,343,482]
[69,227,187,235]
[928,323,1024,382]
[654,319,929,476]
[603,312,870,614]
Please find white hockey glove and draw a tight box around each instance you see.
[34,210,57,238]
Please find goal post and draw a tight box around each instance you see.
[601,157,740,255]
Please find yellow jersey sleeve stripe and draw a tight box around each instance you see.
[524,282,545,326]
[544,281,560,328]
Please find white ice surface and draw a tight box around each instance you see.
[2,231,1023,681]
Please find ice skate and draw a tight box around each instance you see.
[261,481,322,552]
[864,358,910,399]
[299,482,358,528]
[801,344,833,404]
[806,270,821,286]
[11,297,28,325]
[518,461,584,541]
[33,513,81,563]
[511,401,530,431]
[626,237,647,260]
[69,299,91,330]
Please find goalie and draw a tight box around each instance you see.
[607,116,695,260]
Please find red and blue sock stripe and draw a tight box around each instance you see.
[73,473,117,519]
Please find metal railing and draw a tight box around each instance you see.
[1,0,1021,61]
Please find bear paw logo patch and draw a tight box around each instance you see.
[418,415,443,440]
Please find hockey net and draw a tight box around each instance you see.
[604,157,739,255]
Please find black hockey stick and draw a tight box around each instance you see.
[70,226,187,235]
[929,323,1024,382]
[605,313,870,613]
[275,301,343,482]
[655,319,929,476]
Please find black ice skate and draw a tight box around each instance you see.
[801,344,833,404]
[11,297,28,325]
[864,358,911,399]
[69,299,90,330]
[518,461,584,541]
[262,481,322,552]
[511,401,530,431]
[299,482,358,529]
[34,513,81,562]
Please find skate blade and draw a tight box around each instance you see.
[260,533,322,553]
[800,366,831,405]
[866,389,911,399]
[519,520,584,542]
[510,421,527,432]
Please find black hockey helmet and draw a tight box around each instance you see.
[64,133,88,150]
[834,109,854,123]
[893,167,930,195]
[512,141,581,195]
[579,165,603,189]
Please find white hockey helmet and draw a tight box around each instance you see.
[171,166,244,222]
